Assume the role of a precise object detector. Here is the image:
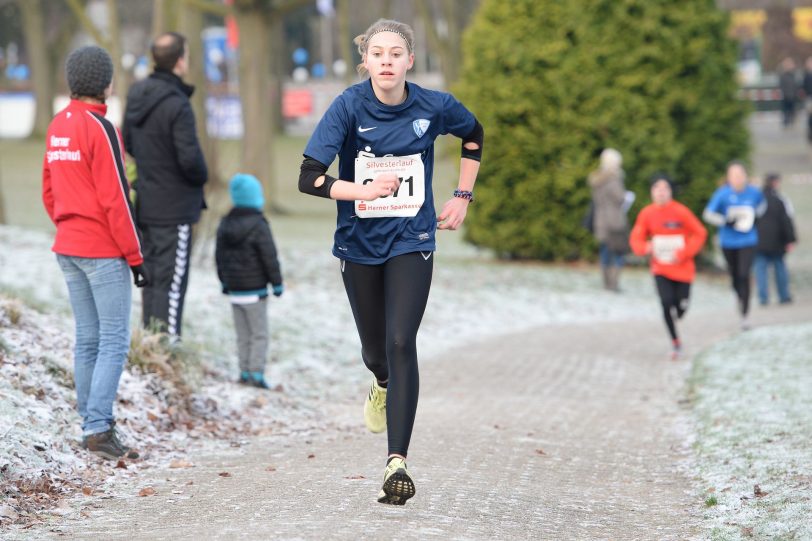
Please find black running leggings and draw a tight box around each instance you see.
[722,247,755,316]
[341,251,434,457]
[654,275,691,342]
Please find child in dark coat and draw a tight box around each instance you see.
[215,174,283,388]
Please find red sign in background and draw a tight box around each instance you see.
[283,89,314,118]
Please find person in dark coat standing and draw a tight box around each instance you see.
[802,57,812,141]
[589,148,629,291]
[123,31,208,340]
[779,57,799,128]
[755,173,797,305]
[216,174,283,389]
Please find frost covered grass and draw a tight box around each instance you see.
[0,220,737,528]
[690,322,812,540]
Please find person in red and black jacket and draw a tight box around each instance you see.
[630,174,707,360]
[42,45,149,460]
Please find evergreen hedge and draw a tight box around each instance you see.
[455,0,750,260]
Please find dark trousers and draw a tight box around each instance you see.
[722,246,755,317]
[140,223,192,338]
[782,99,796,127]
[340,252,434,458]
[754,252,791,304]
[654,275,691,342]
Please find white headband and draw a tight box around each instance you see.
[366,28,412,52]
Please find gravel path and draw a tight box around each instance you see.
[28,294,807,541]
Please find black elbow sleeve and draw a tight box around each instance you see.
[461,119,484,162]
[298,156,337,199]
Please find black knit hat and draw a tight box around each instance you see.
[66,45,113,97]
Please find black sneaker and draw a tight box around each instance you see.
[86,427,139,460]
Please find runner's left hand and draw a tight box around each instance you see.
[437,197,469,230]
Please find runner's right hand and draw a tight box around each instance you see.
[364,172,401,200]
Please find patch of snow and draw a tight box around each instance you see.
[690,322,812,539]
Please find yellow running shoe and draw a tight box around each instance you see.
[377,457,415,505]
[363,378,387,433]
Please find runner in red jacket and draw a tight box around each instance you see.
[629,174,707,359]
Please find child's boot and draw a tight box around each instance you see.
[250,371,270,389]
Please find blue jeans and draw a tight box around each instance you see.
[754,252,791,304]
[57,255,132,436]
[599,243,625,268]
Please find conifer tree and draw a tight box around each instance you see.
[455,0,749,260]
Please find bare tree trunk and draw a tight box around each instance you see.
[380,0,392,19]
[415,0,460,88]
[230,0,310,212]
[441,0,460,85]
[178,3,219,182]
[105,0,128,105]
[178,3,220,190]
[19,0,54,137]
[152,0,180,35]
[178,3,223,253]
[269,12,285,138]
[762,6,812,69]
[0,168,7,224]
[234,7,276,211]
[65,0,107,44]
[152,0,166,36]
[337,0,355,85]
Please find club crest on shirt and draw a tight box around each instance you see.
[413,119,430,138]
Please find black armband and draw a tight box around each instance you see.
[299,156,337,199]
[461,119,484,162]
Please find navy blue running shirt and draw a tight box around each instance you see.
[303,79,476,264]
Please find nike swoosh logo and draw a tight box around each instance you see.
[358,126,377,132]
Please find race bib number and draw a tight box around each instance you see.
[726,205,755,232]
[652,234,685,264]
[354,153,425,218]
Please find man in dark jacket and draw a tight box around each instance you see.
[755,173,797,305]
[123,32,208,339]
[803,56,812,141]
[216,174,283,389]
[779,57,799,128]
